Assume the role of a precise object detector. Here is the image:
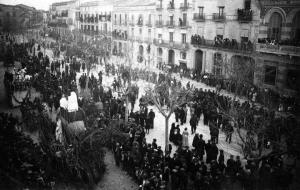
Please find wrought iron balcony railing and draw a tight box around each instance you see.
[180,3,191,11]
[155,21,164,28]
[212,13,226,21]
[193,13,205,22]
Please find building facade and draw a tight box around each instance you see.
[153,0,194,69]
[78,0,113,42]
[46,0,300,96]
[49,0,77,35]
[255,0,300,96]
[0,4,43,32]
[112,0,156,66]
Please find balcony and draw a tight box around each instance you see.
[180,3,191,11]
[156,5,163,11]
[237,9,253,22]
[167,4,175,11]
[137,21,143,27]
[191,34,254,54]
[165,21,176,28]
[144,38,152,43]
[178,20,189,29]
[256,41,300,56]
[153,39,189,50]
[146,22,152,27]
[155,21,164,28]
[193,13,205,22]
[212,13,226,22]
[129,22,135,26]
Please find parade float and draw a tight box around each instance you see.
[4,66,41,107]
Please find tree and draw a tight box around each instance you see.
[144,81,192,152]
[213,53,297,158]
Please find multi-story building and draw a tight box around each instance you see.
[255,0,300,96]
[78,0,113,42]
[190,0,259,78]
[112,0,156,65]
[46,0,300,96]
[49,0,77,35]
[0,3,43,32]
[153,0,194,69]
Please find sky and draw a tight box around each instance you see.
[0,0,62,10]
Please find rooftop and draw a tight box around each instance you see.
[80,0,113,7]
[52,0,76,7]
[115,0,156,7]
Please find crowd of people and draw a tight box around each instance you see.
[1,30,298,190]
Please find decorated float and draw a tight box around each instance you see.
[4,65,41,107]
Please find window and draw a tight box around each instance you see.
[148,14,151,24]
[169,32,173,42]
[245,0,251,10]
[264,65,277,85]
[183,13,187,24]
[119,14,122,25]
[180,52,187,59]
[139,28,142,35]
[131,28,134,36]
[159,15,162,23]
[158,34,162,39]
[218,7,225,16]
[170,15,174,25]
[13,12,16,17]
[213,53,223,76]
[293,11,300,41]
[198,7,204,15]
[181,33,186,43]
[268,12,282,41]
[0,19,2,27]
[6,12,10,17]
[148,29,151,38]
[158,48,163,56]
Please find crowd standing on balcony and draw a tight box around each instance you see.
[191,34,253,52]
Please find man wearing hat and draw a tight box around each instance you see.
[148,109,155,129]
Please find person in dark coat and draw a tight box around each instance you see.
[210,142,219,162]
[148,109,155,129]
[190,114,198,134]
[169,123,176,142]
[205,140,212,163]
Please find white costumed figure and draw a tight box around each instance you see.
[56,118,63,144]
[67,91,79,112]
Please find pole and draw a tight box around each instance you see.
[165,117,169,152]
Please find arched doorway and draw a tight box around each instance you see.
[168,49,175,65]
[195,50,203,73]
[268,12,283,41]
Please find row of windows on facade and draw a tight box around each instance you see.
[113,12,189,24]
